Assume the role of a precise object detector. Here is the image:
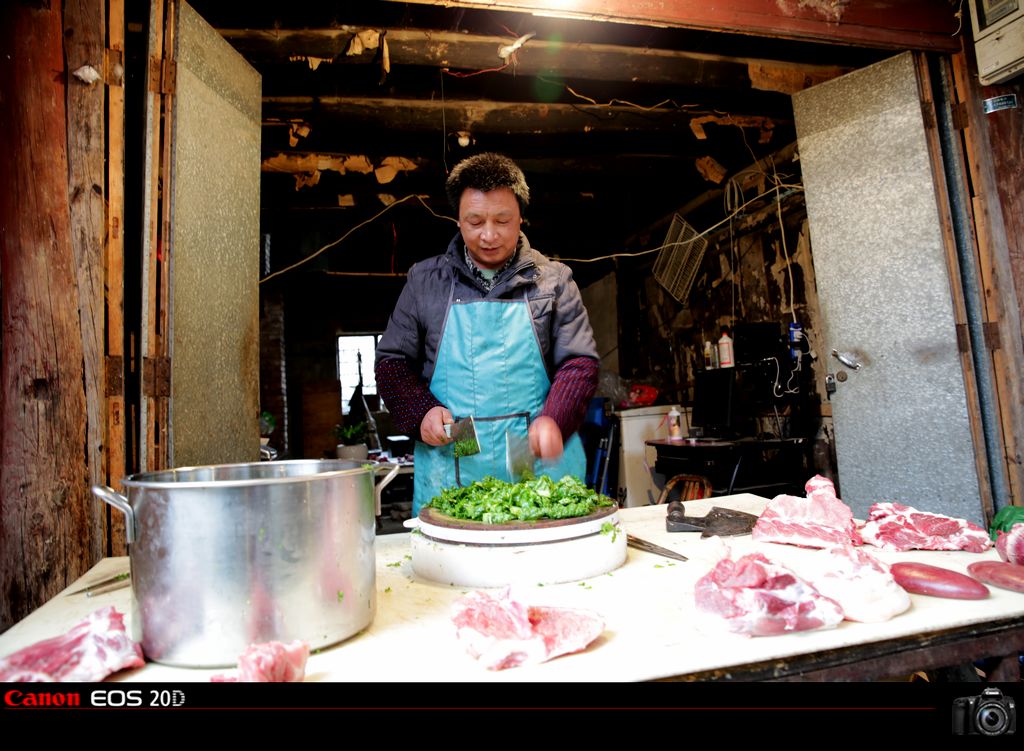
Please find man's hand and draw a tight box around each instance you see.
[529,415,563,461]
[420,405,454,446]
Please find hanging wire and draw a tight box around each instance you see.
[440,68,449,174]
[555,182,803,263]
[259,196,456,285]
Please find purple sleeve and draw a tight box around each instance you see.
[375,358,444,441]
[540,356,599,440]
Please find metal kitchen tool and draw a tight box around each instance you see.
[444,416,480,458]
[506,429,536,481]
[66,570,131,597]
[665,500,759,537]
[626,533,688,562]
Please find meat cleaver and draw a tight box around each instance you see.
[444,416,480,458]
[665,500,759,537]
[506,429,536,482]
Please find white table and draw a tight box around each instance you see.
[2,494,1022,682]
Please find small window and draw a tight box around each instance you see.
[337,334,380,414]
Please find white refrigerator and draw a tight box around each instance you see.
[616,405,684,507]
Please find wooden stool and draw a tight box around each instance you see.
[656,473,712,505]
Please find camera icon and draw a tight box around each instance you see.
[952,687,1016,736]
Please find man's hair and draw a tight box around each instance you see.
[445,153,530,214]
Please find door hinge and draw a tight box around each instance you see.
[950,101,969,131]
[148,57,176,94]
[161,59,176,95]
[142,356,171,398]
[105,355,124,397]
[983,321,1002,351]
[955,323,970,353]
[920,101,937,130]
[148,56,161,93]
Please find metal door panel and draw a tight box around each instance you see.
[793,52,982,522]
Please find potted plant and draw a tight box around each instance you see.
[333,421,369,461]
[259,411,277,447]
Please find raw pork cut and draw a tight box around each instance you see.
[694,552,844,636]
[860,502,992,553]
[801,545,911,622]
[996,523,1024,566]
[0,606,144,682]
[451,587,604,670]
[751,475,861,549]
[211,640,310,682]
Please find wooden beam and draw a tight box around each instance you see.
[106,0,127,554]
[221,26,849,93]
[0,1,92,630]
[65,0,108,567]
[390,0,960,53]
[263,95,790,135]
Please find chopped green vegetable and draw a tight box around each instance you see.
[384,587,392,593]
[404,554,412,560]
[600,521,620,543]
[258,528,265,542]
[428,475,615,524]
[337,591,345,602]
[386,561,402,568]
[453,438,479,458]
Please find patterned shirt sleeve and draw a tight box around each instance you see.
[540,356,600,440]
[375,357,444,441]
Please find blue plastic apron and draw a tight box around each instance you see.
[412,279,586,514]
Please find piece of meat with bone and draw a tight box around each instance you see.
[0,606,144,682]
[801,545,911,622]
[694,552,844,636]
[451,587,604,670]
[750,475,861,549]
[859,502,993,553]
[996,523,1024,566]
[211,640,310,682]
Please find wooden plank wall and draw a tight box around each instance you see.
[0,1,105,629]
[950,48,1024,507]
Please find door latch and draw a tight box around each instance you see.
[825,373,837,398]
[831,349,862,370]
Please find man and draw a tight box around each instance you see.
[375,153,600,514]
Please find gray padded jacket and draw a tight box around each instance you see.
[375,232,598,382]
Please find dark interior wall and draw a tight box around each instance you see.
[616,168,829,458]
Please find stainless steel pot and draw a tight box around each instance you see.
[92,460,399,668]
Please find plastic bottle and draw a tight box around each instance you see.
[667,406,683,441]
[703,341,714,369]
[718,330,734,368]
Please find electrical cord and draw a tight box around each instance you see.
[259,195,456,284]
[556,182,803,263]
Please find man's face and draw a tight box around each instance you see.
[458,187,522,270]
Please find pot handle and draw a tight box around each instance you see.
[92,485,136,544]
[373,463,402,517]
